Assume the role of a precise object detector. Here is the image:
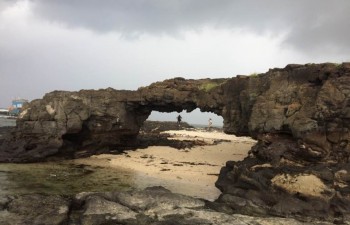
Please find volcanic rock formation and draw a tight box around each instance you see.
[0,187,333,225]
[0,78,229,161]
[1,62,350,222]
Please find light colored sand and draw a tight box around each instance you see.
[72,130,256,200]
[271,173,332,199]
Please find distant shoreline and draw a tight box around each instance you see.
[189,123,222,128]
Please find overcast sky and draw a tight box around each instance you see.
[1,0,350,125]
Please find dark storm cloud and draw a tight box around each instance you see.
[29,0,350,53]
[31,0,287,33]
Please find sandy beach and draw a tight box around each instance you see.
[72,129,256,200]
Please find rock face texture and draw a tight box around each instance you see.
[0,78,228,162]
[2,63,350,163]
[0,187,335,225]
[1,62,350,222]
[214,63,350,223]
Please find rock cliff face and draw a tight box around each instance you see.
[215,63,350,223]
[1,62,350,222]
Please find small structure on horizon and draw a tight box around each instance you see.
[9,98,28,116]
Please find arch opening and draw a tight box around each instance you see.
[147,108,223,128]
[126,108,254,200]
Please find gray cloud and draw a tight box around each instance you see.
[0,0,15,11]
[29,0,350,53]
[1,0,350,124]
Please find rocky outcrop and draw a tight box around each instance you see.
[0,78,228,162]
[1,62,350,222]
[4,63,349,163]
[215,63,350,223]
[0,187,335,225]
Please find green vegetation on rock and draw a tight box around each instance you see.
[199,79,226,92]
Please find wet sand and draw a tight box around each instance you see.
[72,130,256,200]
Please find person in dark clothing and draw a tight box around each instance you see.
[177,114,182,128]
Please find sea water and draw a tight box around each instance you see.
[0,118,221,199]
[0,118,185,197]
[0,162,136,195]
[0,117,16,127]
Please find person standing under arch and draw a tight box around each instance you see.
[177,114,182,129]
[208,118,212,131]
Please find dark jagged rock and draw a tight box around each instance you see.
[214,63,350,223]
[1,62,350,222]
[0,194,70,225]
[0,187,334,225]
[0,127,14,147]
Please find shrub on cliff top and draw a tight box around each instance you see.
[199,79,227,92]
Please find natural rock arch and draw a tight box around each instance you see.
[1,63,350,163]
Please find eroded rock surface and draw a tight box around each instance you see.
[0,187,335,225]
[1,62,350,222]
[0,194,70,225]
[214,63,350,223]
[0,78,229,162]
